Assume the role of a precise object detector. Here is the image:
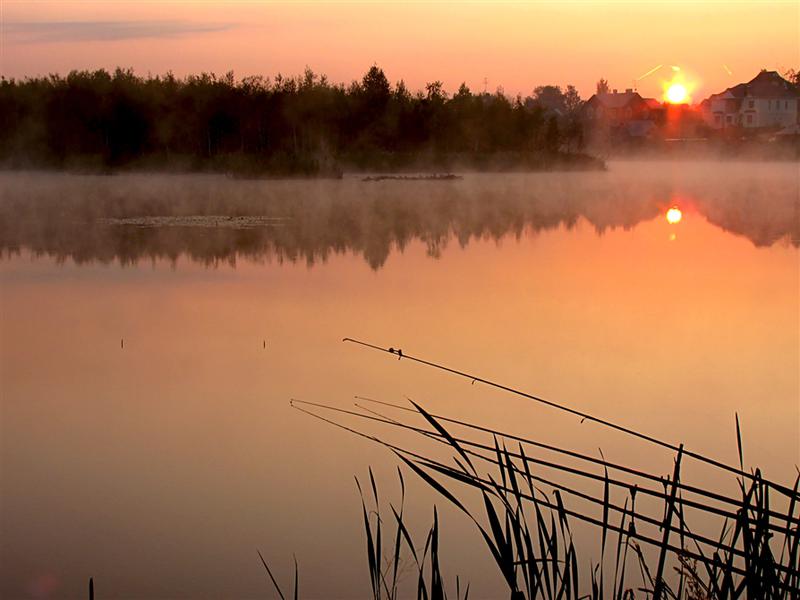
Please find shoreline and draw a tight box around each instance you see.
[0,150,607,178]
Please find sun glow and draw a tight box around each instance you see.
[661,69,696,104]
[666,84,688,104]
[666,207,683,224]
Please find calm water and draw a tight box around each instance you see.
[1,162,798,599]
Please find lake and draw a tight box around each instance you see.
[1,161,798,599]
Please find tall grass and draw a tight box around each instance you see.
[356,467,470,600]
[145,341,797,600]
[85,391,797,599]
[292,393,799,599]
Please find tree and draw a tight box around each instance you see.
[394,79,411,102]
[0,64,589,173]
[532,85,565,112]
[454,82,471,100]
[361,65,391,105]
[596,78,610,95]
[425,81,446,102]
[544,116,560,153]
[563,85,582,114]
[561,85,584,152]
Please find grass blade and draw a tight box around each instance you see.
[258,550,287,600]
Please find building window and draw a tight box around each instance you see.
[726,115,733,124]
[785,100,789,110]
[747,114,753,124]
[748,100,754,108]
[715,115,721,125]
[768,100,771,111]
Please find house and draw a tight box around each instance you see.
[703,71,799,130]
[583,89,663,137]
[584,89,658,124]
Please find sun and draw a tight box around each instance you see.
[661,68,696,104]
[666,207,682,224]
[665,83,688,104]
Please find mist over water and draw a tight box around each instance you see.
[1,161,798,599]
[1,161,798,269]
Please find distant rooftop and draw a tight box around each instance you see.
[746,70,798,98]
[588,89,655,109]
[710,70,798,101]
[600,92,637,108]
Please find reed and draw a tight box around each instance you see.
[356,467,470,600]
[296,398,798,535]
[258,550,298,600]
[288,340,799,599]
[294,396,799,598]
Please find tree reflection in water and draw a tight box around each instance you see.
[1,163,797,269]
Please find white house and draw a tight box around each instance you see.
[703,71,799,130]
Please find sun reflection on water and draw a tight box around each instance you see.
[666,207,683,224]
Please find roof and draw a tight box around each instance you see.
[706,71,798,103]
[745,70,799,98]
[725,83,748,99]
[587,91,645,109]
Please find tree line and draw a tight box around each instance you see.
[0,66,594,174]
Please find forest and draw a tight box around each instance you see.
[0,66,597,175]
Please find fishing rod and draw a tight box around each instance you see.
[349,401,787,550]
[353,401,800,533]
[356,396,800,527]
[292,399,800,588]
[342,337,798,498]
[294,398,799,533]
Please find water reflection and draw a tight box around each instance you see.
[666,206,682,224]
[1,162,798,599]
[1,162,797,269]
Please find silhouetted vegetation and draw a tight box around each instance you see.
[0,66,601,175]
[291,341,800,599]
[784,68,800,86]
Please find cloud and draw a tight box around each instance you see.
[4,20,236,43]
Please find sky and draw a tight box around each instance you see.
[1,1,798,101]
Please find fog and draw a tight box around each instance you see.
[1,161,797,270]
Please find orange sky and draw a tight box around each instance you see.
[1,1,798,100]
